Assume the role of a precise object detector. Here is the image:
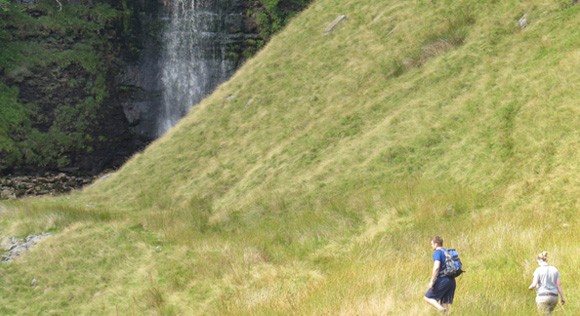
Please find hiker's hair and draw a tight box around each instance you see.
[432,236,444,247]
[537,251,549,262]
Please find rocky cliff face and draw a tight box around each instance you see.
[119,0,263,139]
[0,0,308,176]
[0,0,141,175]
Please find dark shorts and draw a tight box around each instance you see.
[425,276,456,304]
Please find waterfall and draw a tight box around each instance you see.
[158,0,238,136]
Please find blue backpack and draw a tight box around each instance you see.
[442,248,463,278]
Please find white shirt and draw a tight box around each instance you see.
[533,263,560,296]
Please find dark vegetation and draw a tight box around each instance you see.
[253,0,311,38]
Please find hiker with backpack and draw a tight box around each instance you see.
[528,251,566,315]
[424,236,462,314]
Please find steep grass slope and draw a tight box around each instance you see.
[1,0,579,315]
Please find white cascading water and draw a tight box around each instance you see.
[158,0,236,136]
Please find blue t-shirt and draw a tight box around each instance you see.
[433,248,446,276]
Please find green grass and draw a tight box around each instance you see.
[1,0,579,314]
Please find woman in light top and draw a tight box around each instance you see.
[528,251,566,315]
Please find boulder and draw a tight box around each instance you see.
[324,15,347,35]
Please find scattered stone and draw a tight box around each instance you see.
[0,172,97,199]
[324,15,347,35]
[518,14,528,29]
[1,188,16,200]
[1,233,52,264]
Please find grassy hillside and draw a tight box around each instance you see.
[1,0,579,315]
